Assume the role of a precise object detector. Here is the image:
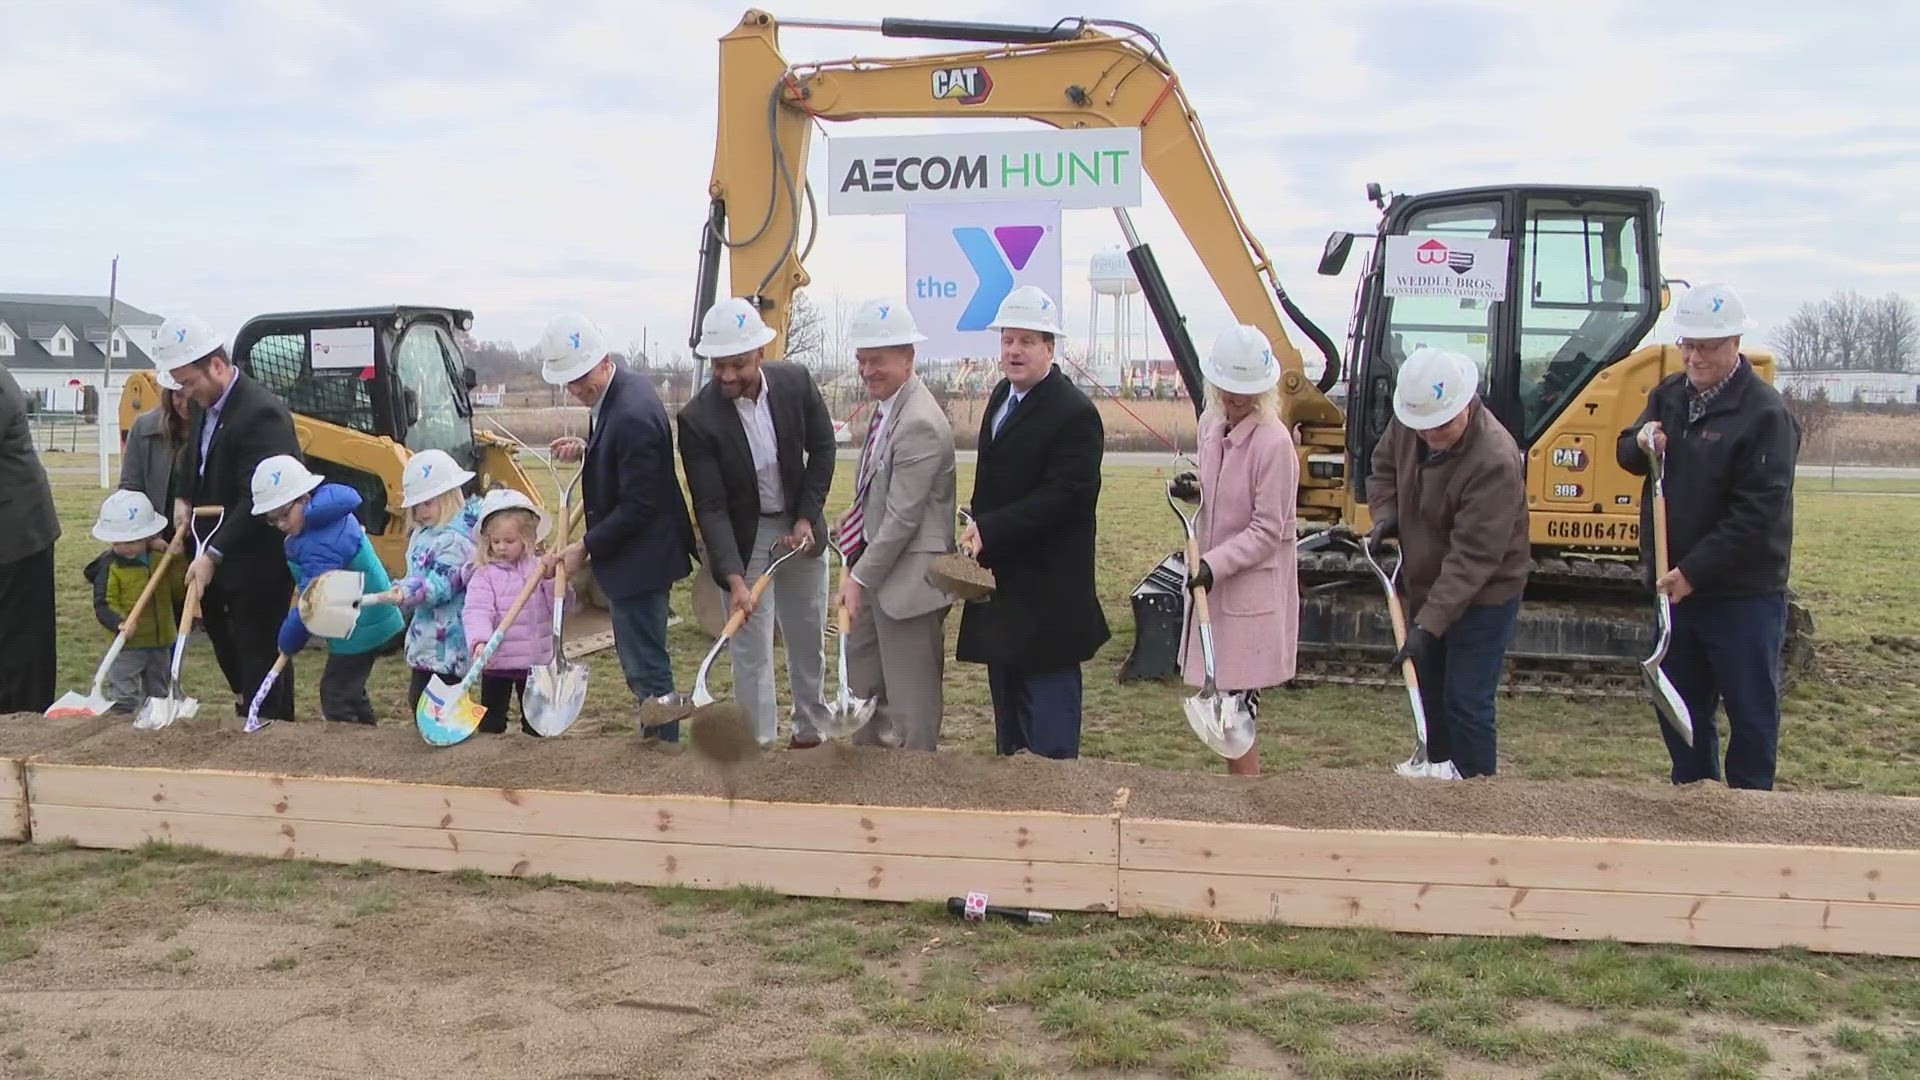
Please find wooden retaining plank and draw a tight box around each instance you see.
[26,763,1117,865]
[1119,869,1920,957]
[29,803,1118,911]
[0,758,24,842]
[1122,819,1920,906]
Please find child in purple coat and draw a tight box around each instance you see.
[461,490,564,735]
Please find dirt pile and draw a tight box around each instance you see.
[5,711,1919,849]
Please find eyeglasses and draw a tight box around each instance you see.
[1677,337,1736,354]
[265,503,299,525]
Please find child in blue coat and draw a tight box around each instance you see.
[251,454,405,723]
[379,449,485,712]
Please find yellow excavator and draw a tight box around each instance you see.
[116,306,617,657]
[697,9,1811,693]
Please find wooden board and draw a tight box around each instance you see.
[1122,819,1920,905]
[1119,869,1920,958]
[26,763,1117,865]
[0,758,24,842]
[31,803,1118,911]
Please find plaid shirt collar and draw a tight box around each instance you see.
[1687,356,1745,422]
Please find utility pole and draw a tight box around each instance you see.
[97,255,119,490]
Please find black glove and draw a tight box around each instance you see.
[1366,515,1399,556]
[1386,625,1437,671]
[1171,471,1201,503]
[1186,558,1213,594]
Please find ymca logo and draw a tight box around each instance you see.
[568,331,581,349]
[953,225,1047,331]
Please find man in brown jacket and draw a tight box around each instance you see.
[1366,347,1530,778]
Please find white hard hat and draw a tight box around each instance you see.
[250,454,325,515]
[536,313,609,386]
[400,448,475,508]
[1670,281,1754,340]
[1202,325,1280,396]
[1393,347,1480,431]
[694,297,778,359]
[987,285,1065,336]
[150,314,225,374]
[92,490,168,543]
[847,298,928,350]
[476,487,552,542]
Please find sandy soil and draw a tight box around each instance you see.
[6,712,1919,849]
[0,876,831,1080]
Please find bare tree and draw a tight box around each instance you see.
[1771,308,1827,371]
[1866,293,1917,373]
[786,290,825,368]
[1821,291,1870,371]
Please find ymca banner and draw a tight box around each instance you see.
[905,200,1063,361]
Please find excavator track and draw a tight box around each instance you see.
[1291,546,1814,699]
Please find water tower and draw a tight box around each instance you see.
[1087,247,1145,392]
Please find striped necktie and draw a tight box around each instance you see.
[833,408,886,557]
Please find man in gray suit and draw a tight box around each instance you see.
[833,300,957,751]
[0,363,62,713]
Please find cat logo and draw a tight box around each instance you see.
[1551,447,1589,472]
[931,66,993,105]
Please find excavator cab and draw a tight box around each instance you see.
[1321,184,1664,501]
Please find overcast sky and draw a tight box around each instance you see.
[6,0,1914,370]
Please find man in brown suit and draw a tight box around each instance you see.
[1366,346,1530,779]
[833,300,957,751]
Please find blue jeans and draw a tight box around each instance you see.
[1658,592,1786,790]
[611,588,679,742]
[1412,598,1520,778]
[988,664,1083,760]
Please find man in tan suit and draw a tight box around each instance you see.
[833,299,957,750]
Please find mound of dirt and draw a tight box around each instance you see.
[5,712,1919,850]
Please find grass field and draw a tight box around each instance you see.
[7,461,1920,1077]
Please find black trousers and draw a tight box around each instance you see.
[201,575,294,721]
[478,670,533,736]
[0,544,56,713]
[319,650,380,724]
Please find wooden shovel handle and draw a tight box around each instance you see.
[1184,534,1211,630]
[176,575,206,643]
[1379,575,1423,696]
[117,547,180,641]
[717,566,781,640]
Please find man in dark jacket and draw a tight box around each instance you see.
[1617,282,1800,790]
[0,362,61,713]
[955,287,1110,760]
[1366,346,1530,779]
[160,315,303,722]
[678,298,837,749]
[542,314,696,742]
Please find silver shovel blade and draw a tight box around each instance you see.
[1641,662,1695,747]
[1183,691,1255,759]
[524,660,590,737]
[134,694,198,730]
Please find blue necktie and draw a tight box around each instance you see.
[992,392,1021,439]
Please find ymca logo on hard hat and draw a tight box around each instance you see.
[91,490,168,544]
[987,285,1065,337]
[1670,282,1754,341]
[1393,347,1480,431]
[250,454,325,516]
[694,297,778,359]
[847,298,929,349]
[537,313,609,386]
[1202,324,1280,396]
[400,448,475,508]
[476,487,553,542]
[149,314,224,375]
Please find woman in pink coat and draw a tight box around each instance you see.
[1174,325,1300,776]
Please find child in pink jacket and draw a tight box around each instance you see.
[462,492,564,735]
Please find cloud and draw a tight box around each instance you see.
[2,0,1912,377]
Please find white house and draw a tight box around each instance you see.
[0,296,166,412]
